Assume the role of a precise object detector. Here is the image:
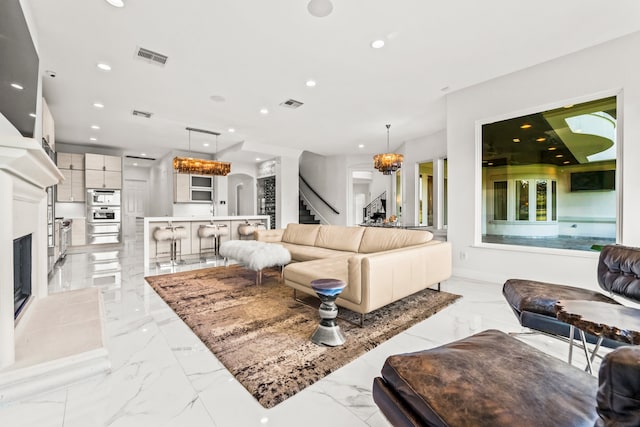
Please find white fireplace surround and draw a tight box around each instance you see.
[0,135,110,401]
[0,136,62,368]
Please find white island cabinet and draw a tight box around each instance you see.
[143,215,270,274]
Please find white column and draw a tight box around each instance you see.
[0,171,15,368]
[276,155,300,228]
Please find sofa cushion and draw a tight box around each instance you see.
[284,256,361,305]
[358,228,433,254]
[279,242,354,262]
[596,346,640,426]
[314,225,365,253]
[378,329,598,427]
[281,223,321,246]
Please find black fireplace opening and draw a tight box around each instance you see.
[14,234,32,319]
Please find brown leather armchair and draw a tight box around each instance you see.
[503,244,640,348]
[372,329,640,427]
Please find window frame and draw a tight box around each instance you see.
[474,91,623,253]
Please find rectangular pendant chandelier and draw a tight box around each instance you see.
[173,127,231,176]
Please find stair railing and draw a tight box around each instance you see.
[299,191,330,225]
[299,174,340,215]
[363,191,387,221]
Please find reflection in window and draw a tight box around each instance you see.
[516,181,529,221]
[552,181,557,221]
[536,180,547,221]
[494,181,507,220]
[481,95,617,251]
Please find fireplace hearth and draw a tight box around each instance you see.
[13,234,32,319]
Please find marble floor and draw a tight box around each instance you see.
[0,224,606,426]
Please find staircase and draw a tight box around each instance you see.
[299,198,320,224]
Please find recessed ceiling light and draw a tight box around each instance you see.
[97,63,112,71]
[260,108,269,115]
[520,123,532,129]
[563,161,570,164]
[555,154,563,158]
[358,144,364,148]
[29,113,36,118]
[371,40,385,49]
[91,125,100,130]
[10,83,23,90]
[228,128,235,133]
[93,102,104,108]
[488,162,494,166]
[141,153,147,156]
[307,0,333,17]
[133,162,138,166]
[90,137,97,141]
[105,0,124,7]
[305,80,316,87]
[548,147,557,151]
[203,143,209,147]
[536,137,546,142]
[563,104,574,109]
[575,129,583,133]
[256,157,261,161]
[512,138,520,143]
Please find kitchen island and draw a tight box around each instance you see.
[143,215,270,274]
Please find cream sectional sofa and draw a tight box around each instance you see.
[255,223,452,320]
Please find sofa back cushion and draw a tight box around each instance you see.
[314,225,365,252]
[282,223,321,246]
[358,227,433,253]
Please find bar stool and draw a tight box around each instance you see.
[237,222,267,240]
[152,224,186,267]
[198,223,229,262]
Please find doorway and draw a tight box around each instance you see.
[417,158,447,228]
[227,173,255,216]
[123,179,148,239]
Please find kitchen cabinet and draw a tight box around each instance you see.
[174,173,190,203]
[56,152,86,202]
[174,173,213,203]
[85,153,122,189]
[56,152,85,170]
[71,217,86,246]
[42,97,55,150]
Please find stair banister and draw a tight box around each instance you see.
[299,174,340,215]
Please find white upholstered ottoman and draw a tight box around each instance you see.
[219,240,291,285]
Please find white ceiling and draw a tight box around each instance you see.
[26,0,640,165]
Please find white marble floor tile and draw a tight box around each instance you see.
[0,389,67,427]
[0,222,608,426]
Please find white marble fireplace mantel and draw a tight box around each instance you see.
[0,136,109,402]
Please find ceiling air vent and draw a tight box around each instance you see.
[279,99,304,109]
[135,47,168,65]
[132,110,153,118]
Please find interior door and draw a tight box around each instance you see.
[123,179,148,239]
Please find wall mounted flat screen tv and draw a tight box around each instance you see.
[0,0,39,138]
[570,170,615,192]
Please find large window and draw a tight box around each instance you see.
[482,96,617,251]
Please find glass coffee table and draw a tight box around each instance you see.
[555,299,640,373]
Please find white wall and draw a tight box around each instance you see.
[447,31,640,289]
[276,155,300,228]
[300,152,393,226]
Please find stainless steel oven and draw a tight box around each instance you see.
[87,189,121,206]
[89,206,121,223]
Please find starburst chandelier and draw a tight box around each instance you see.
[173,127,231,176]
[373,124,403,175]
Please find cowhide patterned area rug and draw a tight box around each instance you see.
[144,265,461,408]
